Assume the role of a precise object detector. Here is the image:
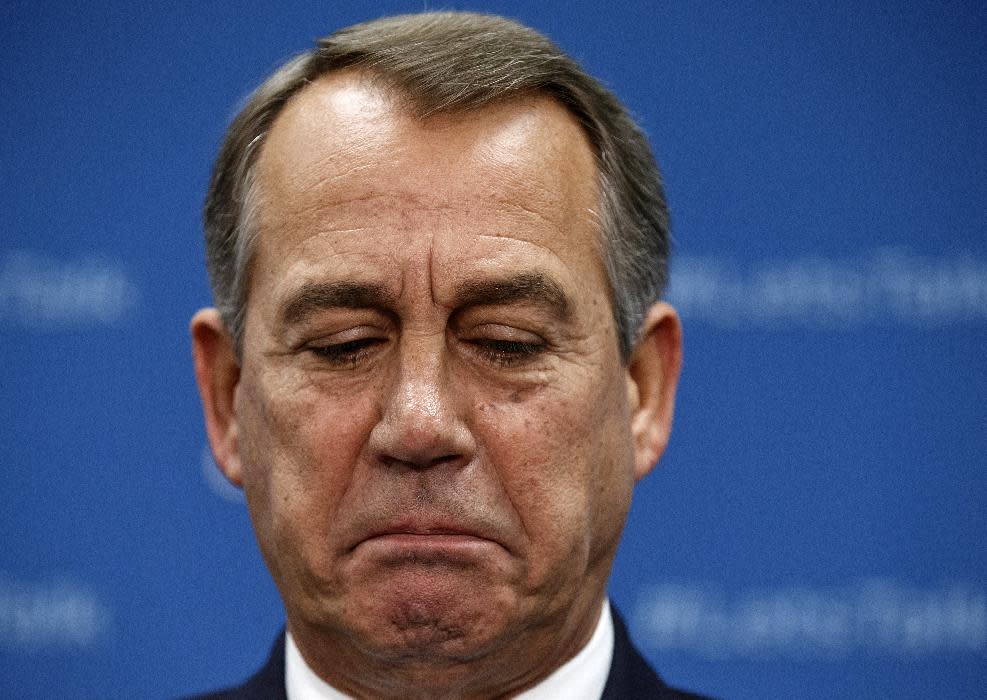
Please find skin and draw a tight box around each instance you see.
[192,70,682,699]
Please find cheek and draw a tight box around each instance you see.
[241,367,377,477]
[235,369,378,566]
[473,372,633,565]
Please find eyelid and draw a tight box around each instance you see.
[304,325,391,368]
[465,323,544,344]
[300,324,390,356]
[314,324,386,345]
[457,322,552,369]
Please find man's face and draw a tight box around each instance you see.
[201,71,673,688]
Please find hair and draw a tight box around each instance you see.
[204,11,670,360]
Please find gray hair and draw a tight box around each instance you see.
[204,11,670,360]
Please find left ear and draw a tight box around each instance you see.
[626,302,683,481]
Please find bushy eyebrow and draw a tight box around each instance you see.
[454,272,572,321]
[276,272,573,326]
[278,281,396,326]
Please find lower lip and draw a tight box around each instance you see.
[357,533,498,563]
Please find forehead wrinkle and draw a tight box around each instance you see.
[288,191,473,233]
[292,160,385,199]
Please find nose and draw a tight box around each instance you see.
[367,335,475,470]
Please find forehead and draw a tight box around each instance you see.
[259,71,598,225]
[249,70,607,310]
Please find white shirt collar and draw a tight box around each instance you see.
[285,600,614,700]
[512,600,614,700]
[285,628,352,700]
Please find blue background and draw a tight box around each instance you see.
[2,1,984,698]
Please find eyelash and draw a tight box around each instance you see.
[469,338,545,366]
[309,338,383,365]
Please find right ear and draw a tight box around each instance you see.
[190,308,244,487]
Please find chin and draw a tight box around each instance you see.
[344,569,520,661]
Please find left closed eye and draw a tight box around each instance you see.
[463,326,547,366]
[309,336,385,365]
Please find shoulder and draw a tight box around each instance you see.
[181,632,287,700]
[603,607,715,700]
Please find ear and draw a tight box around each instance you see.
[191,308,244,488]
[626,302,683,481]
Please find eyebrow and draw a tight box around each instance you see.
[454,272,572,322]
[276,272,573,326]
[278,281,396,326]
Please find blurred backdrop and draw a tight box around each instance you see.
[2,1,984,698]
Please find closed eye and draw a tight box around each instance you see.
[310,337,385,365]
[468,337,545,366]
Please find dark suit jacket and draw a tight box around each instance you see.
[188,608,711,699]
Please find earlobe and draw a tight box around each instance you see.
[190,308,244,488]
[627,302,683,481]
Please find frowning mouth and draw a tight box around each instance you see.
[351,522,507,562]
